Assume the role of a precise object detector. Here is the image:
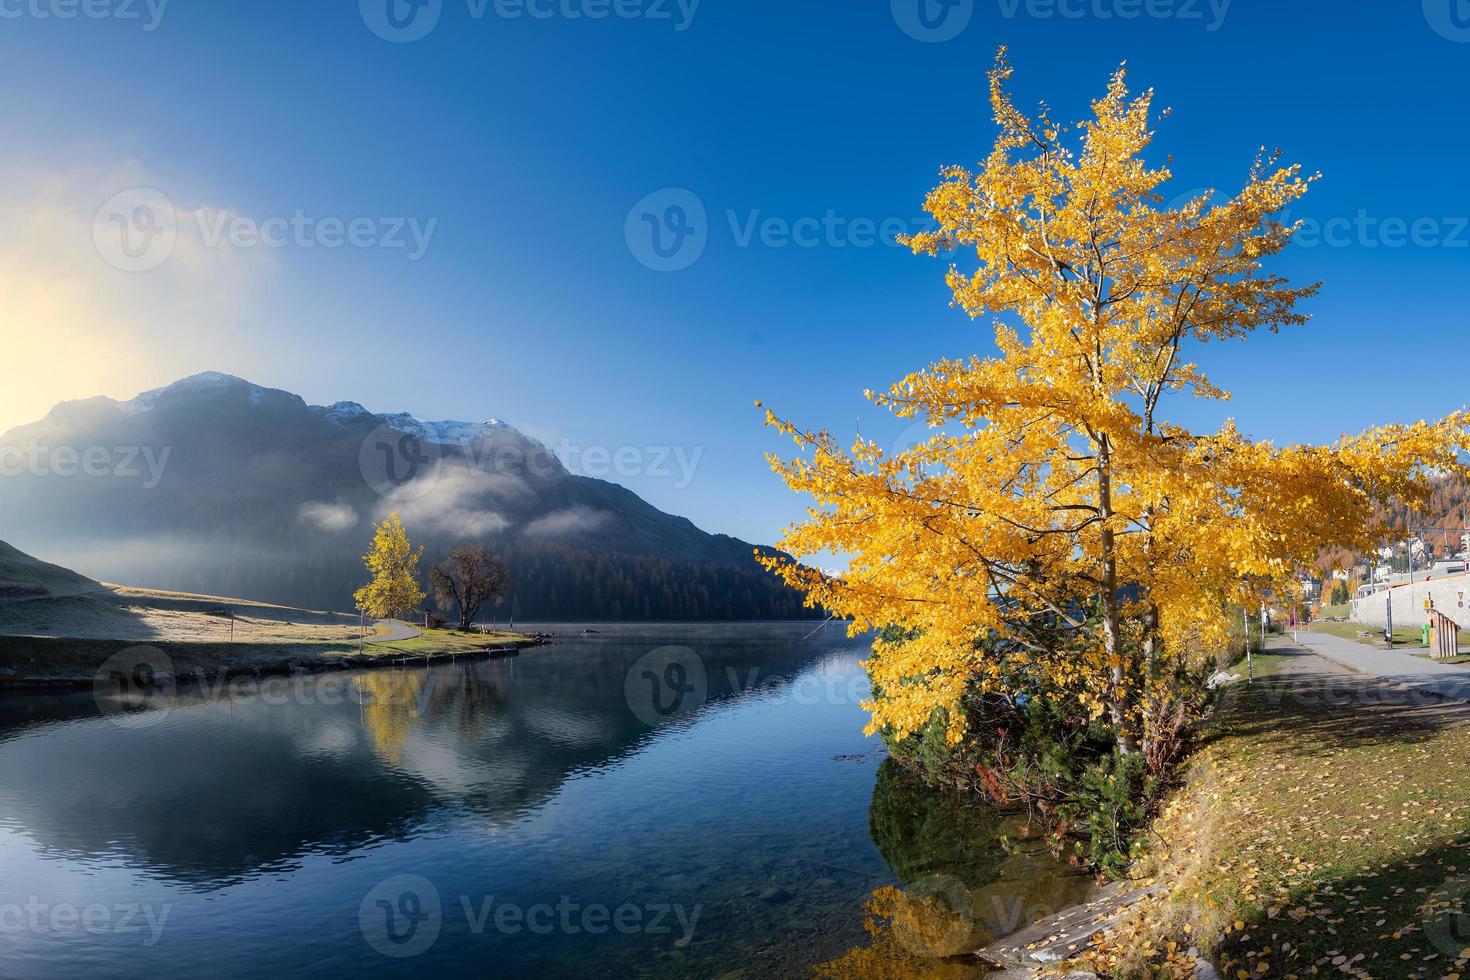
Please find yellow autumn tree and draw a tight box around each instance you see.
[760,52,1469,756]
[354,512,426,620]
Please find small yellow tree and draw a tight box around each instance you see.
[354,513,426,620]
[760,52,1469,755]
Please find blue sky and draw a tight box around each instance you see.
[3,0,1468,548]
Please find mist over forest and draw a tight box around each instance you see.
[0,373,821,620]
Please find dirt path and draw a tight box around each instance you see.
[1289,628,1470,703]
[364,619,421,643]
[1243,638,1470,728]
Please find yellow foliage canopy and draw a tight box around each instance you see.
[760,53,1470,748]
[354,512,427,620]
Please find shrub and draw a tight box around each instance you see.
[879,626,1218,876]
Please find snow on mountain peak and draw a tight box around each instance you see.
[115,373,523,449]
[125,371,271,414]
[318,401,374,424]
[372,414,516,446]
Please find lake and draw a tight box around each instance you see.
[0,622,1092,978]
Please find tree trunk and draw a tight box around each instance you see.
[1138,603,1160,759]
[1141,604,1159,675]
[1097,433,1137,755]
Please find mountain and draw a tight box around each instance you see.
[0,540,96,600]
[0,373,817,620]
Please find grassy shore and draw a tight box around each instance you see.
[0,586,541,686]
[367,627,537,658]
[1075,648,1470,978]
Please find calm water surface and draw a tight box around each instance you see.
[0,623,1090,978]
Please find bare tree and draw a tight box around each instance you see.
[429,545,511,631]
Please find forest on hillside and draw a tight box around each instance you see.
[131,536,824,622]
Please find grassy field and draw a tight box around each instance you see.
[1078,649,1470,978]
[369,627,536,657]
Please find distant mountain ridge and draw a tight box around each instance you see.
[0,373,816,620]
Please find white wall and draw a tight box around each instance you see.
[1351,572,1470,629]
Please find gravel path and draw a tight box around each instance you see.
[1289,629,1470,702]
[363,618,421,643]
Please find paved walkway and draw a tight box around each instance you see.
[1288,629,1470,702]
[363,618,421,643]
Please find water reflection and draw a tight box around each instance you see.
[0,625,855,888]
[0,624,1092,979]
[815,762,1096,976]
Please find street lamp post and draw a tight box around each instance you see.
[1244,606,1252,683]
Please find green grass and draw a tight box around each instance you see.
[1318,602,1351,619]
[370,627,538,657]
[1101,650,1470,978]
[0,634,364,682]
[1308,620,1470,650]
[0,625,540,683]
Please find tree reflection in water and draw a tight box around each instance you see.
[815,761,1095,978]
[353,671,426,765]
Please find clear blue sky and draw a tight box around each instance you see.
[4,0,1468,548]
